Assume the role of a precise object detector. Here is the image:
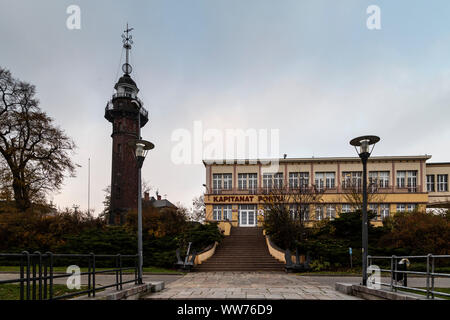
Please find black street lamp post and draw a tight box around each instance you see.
[349,135,380,286]
[129,139,154,284]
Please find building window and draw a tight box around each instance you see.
[302,205,310,221]
[315,172,335,190]
[213,174,222,193]
[369,204,378,220]
[300,173,309,189]
[397,171,406,188]
[289,173,299,189]
[238,173,258,192]
[248,173,257,192]
[213,205,232,221]
[396,204,416,213]
[380,204,390,220]
[342,172,362,189]
[437,174,448,192]
[263,173,283,192]
[407,171,417,192]
[397,171,417,192]
[289,204,297,220]
[341,204,352,213]
[223,174,232,190]
[315,205,324,221]
[213,205,221,220]
[379,171,390,188]
[315,173,324,191]
[326,205,336,220]
[274,173,283,189]
[238,174,247,190]
[289,172,309,190]
[427,175,435,192]
[263,173,273,192]
[326,172,335,189]
[212,174,232,193]
[369,171,390,188]
[289,204,309,221]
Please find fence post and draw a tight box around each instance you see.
[393,255,397,292]
[119,254,123,290]
[44,252,51,300]
[34,251,42,300]
[390,255,394,292]
[32,252,37,300]
[431,255,435,299]
[135,255,138,285]
[88,254,91,297]
[116,254,119,290]
[91,253,96,297]
[25,251,31,300]
[20,251,28,300]
[426,254,431,299]
[48,252,54,300]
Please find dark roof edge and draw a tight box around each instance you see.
[202,155,433,166]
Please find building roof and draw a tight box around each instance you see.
[203,155,433,166]
[148,197,177,209]
[426,162,450,167]
[114,74,137,89]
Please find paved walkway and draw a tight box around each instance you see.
[142,272,360,300]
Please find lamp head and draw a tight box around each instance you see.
[349,135,380,158]
[128,139,155,168]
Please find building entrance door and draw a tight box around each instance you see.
[239,205,257,227]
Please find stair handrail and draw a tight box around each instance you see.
[184,242,192,266]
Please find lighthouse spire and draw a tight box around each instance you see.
[121,23,134,75]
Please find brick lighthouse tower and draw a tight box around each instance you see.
[105,25,149,225]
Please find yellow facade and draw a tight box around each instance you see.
[204,155,450,231]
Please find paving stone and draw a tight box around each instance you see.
[142,272,359,300]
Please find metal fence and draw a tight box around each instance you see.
[0,252,139,300]
[368,254,450,299]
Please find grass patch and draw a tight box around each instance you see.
[142,266,183,274]
[398,287,450,300]
[296,268,362,276]
[0,283,93,300]
[296,271,361,276]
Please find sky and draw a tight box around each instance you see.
[1,0,450,214]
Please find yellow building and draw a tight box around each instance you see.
[203,155,450,234]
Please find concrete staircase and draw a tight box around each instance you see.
[195,227,284,272]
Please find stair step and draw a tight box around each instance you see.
[197,226,284,272]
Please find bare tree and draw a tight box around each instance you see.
[262,185,325,248]
[100,181,153,222]
[141,179,153,195]
[0,67,77,211]
[339,177,386,214]
[99,185,111,222]
[191,195,205,222]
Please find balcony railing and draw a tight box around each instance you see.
[207,185,424,195]
[106,93,149,119]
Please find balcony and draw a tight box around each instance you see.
[206,185,424,195]
[105,94,149,126]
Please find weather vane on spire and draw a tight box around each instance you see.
[121,23,134,75]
